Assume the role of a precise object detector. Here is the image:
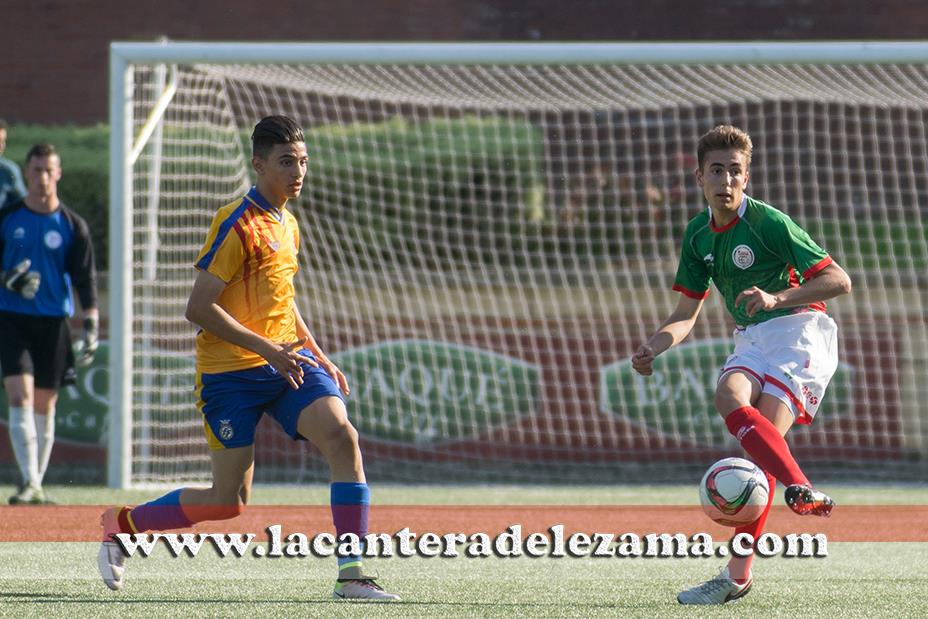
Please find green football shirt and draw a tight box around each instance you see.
[673,195,832,326]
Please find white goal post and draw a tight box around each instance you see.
[109,41,928,488]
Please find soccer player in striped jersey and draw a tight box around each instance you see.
[631,125,852,605]
[98,116,399,601]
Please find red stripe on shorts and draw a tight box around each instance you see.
[763,373,813,424]
[720,365,765,387]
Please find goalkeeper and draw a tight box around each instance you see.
[0,144,98,505]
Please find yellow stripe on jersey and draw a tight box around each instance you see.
[193,187,301,373]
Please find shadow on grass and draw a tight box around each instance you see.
[0,591,630,609]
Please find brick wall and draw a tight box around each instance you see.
[1,0,925,124]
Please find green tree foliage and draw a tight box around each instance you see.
[303,116,546,270]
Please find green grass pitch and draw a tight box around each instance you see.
[0,484,925,618]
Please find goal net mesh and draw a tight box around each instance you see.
[125,60,928,484]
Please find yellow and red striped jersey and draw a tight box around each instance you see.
[193,187,300,373]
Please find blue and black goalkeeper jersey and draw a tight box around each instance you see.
[0,199,97,317]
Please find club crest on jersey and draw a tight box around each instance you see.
[13,227,25,240]
[218,419,234,441]
[732,244,755,269]
[44,230,63,250]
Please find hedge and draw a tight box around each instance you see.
[6,122,913,273]
[5,118,548,271]
[302,115,546,270]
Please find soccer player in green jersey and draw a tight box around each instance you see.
[632,125,852,605]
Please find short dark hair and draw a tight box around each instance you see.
[0,119,7,131]
[697,125,753,170]
[25,143,58,165]
[251,115,304,158]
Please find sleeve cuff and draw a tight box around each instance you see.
[672,284,710,300]
[802,256,833,280]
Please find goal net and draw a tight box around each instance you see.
[110,43,928,487]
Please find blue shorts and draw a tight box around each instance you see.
[196,350,343,450]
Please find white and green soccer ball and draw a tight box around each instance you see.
[699,457,770,527]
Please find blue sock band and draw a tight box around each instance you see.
[129,488,194,532]
[331,482,369,568]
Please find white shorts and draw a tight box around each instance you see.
[719,311,839,424]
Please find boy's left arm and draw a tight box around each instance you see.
[737,262,852,317]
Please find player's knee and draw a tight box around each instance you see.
[713,388,728,413]
[714,389,741,418]
[7,394,29,408]
[320,422,360,456]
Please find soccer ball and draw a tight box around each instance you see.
[699,457,770,527]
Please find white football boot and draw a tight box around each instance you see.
[333,577,401,601]
[8,484,43,505]
[677,566,752,605]
[98,506,130,591]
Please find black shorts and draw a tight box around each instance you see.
[0,310,76,389]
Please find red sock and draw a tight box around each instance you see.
[724,406,809,487]
[728,471,776,583]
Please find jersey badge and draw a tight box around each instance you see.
[219,419,234,441]
[44,230,63,250]
[732,244,755,269]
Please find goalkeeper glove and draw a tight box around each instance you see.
[2,258,41,300]
[74,315,99,367]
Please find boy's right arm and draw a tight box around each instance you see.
[185,269,312,389]
[631,294,704,376]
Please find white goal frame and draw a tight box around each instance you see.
[108,40,928,488]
